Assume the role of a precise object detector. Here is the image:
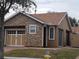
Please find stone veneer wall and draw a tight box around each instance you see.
[24,16,44,47]
[5,14,44,47]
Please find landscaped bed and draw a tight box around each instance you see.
[4,48,79,59]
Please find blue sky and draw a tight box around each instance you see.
[35,0,79,20]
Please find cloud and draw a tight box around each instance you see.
[35,0,79,19]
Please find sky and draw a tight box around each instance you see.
[35,0,79,20]
[5,0,79,20]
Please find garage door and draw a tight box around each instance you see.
[5,30,25,46]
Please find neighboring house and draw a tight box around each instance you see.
[4,12,72,48]
[71,27,79,47]
[72,27,79,33]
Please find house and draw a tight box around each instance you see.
[71,27,79,47]
[4,12,72,48]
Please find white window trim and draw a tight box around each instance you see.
[49,27,55,40]
[29,24,36,34]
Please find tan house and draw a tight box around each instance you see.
[71,27,79,47]
[4,12,72,48]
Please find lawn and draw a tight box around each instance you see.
[4,48,79,59]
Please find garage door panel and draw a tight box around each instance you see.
[22,34,26,45]
[17,35,22,45]
[12,35,16,45]
[6,35,11,45]
[6,30,25,46]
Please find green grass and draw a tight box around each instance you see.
[4,49,45,58]
[4,48,79,59]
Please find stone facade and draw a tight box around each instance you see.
[4,12,72,48]
[5,13,44,47]
[25,17,43,47]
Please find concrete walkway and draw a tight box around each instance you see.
[4,57,42,59]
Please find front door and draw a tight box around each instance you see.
[58,29,63,47]
[43,27,47,47]
[66,31,71,46]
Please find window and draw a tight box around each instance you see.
[29,25,36,34]
[7,30,25,34]
[49,28,54,40]
[17,30,25,34]
[7,30,16,34]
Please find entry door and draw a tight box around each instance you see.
[66,31,71,46]
[58,29,63,47]
[43,27,47,47]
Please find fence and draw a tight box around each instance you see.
[71,32,79,47]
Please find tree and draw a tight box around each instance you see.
[69,17,78,27]
[77,20,79,26]
[11,0,37,13]
[0,0,36,59]
[69,17,74,26]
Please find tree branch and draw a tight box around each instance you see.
[30,0,37,13]
[5,0,13,14]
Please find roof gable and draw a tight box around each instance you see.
[5,13,27,26]
[5,12,46,26]
[58,14,72,31]
[5,12,45,24]
[5,12,71,27]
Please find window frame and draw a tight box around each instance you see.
[7,30,16,35]
[49,27,55,40]
[7,29,25,36]
[17,30,25,34]
[29,24,37,34]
